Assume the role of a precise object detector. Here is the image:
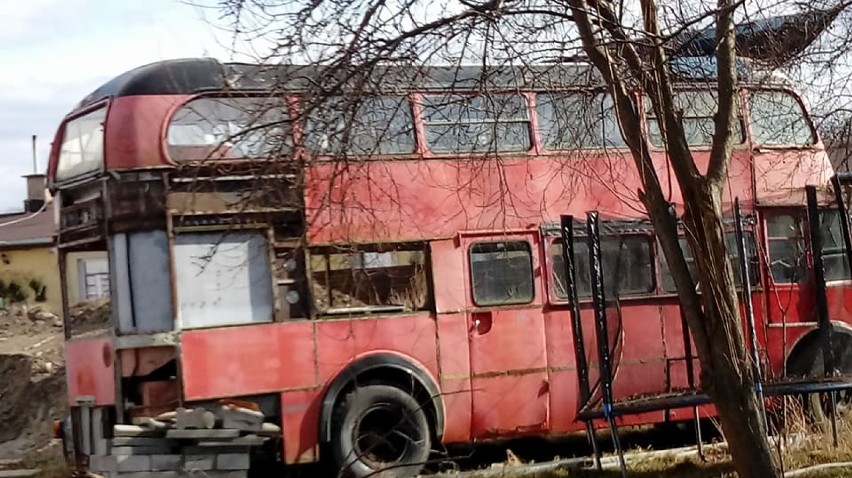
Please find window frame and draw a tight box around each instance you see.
[657,229,761,295]
[546,232,657,305]
[55,101,110,183]
[301,94,419,159]
[643,87,747,152]
[534,89,629,153]
[468,239,536,307]
[745,88,819,150]
[165,94,295,163]
[817,208,852,284]
[418,91,535,157]
[762,209,808,287]
[307,242,433,317]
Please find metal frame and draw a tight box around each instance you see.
[562,179,852,474]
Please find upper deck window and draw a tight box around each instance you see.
[56,108,106,181]
[536,93,626,149]
[646,90,744,147]
[304,96,415,156]
[421,93,531,153]
[167,97,291,161]
[749,91,815,146]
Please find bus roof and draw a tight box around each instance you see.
[75,57,793,110]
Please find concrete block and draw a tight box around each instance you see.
[215,454,250,470]
[89,455,118,473]
[183,454,215,471]
[203,472,247,478]
[217,406,263,432]
[115,455,151,473]
[165,429,239,440]
[111,446,172,455]
[176,407,216,430]
[114,472,180,478]
[149,455,182,471]
[183,446,250,455]
[114,425,165,438]
[111,437,175,447]
[196,435,265,447]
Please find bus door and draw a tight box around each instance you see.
[461,232,549,437]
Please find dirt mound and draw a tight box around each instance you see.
[0,354,67,459]
[0,303,69,463]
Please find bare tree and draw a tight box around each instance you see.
[187,1,852,477]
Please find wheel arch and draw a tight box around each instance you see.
[318,353,445,444]
[785,321,852,374]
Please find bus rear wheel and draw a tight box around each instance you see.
[331,384,432,478]
[803,333,852,428]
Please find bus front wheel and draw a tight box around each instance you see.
[331,384,432,478]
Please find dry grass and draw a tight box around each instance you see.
[462,400,852,477]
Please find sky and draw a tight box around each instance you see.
[0,0,238,213]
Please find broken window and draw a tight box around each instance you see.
[309,245,428,315]
[469,241,534,306]
[551,235,654,300]
[421,93,531,153]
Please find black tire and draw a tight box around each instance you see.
[803,332,852,429]
[330,385,432,478]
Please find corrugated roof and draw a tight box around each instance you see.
[0,203,56,248]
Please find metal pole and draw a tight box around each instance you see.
[806,185,837,443]
[586,211,626,477]
[805,186,835,376]
[560,215,600,469]
[679,304,704,460]
[830,175,852,286]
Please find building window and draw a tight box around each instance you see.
[469,241,534,306]
[78,258,110,302]
[421,93,531,153]
[309,245,428,315]
[551,235,654,299]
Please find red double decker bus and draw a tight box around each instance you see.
[51,58,850,477]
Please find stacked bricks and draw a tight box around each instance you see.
[88,426,266,478]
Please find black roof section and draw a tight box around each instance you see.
[76,56,791,110]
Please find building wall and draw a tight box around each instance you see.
[0,246,62,314]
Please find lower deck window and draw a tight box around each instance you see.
[660,232,758,292]
[174,231,274,328]
[551,235,654,299]
[469,241,534,306]
[309,245,428,314]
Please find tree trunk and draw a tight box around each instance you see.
[680,181,779,477]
